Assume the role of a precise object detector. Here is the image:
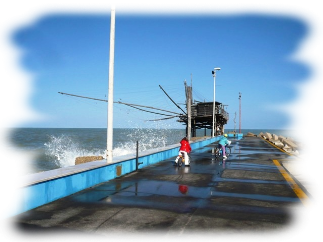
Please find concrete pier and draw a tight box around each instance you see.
[13,136,308,234]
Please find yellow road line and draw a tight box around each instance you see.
[273,159,308,206]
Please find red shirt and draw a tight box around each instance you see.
[180,139,191,153]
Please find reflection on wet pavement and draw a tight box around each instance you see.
[213,177,287,184]
[228,163,278,172]
[210,191,299,203]
[72,137,300,214]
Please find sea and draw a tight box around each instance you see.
[7,128,293,174]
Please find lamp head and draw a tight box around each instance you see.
[212,67,221,76]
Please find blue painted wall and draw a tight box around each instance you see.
[17,136,220,216]
[227,133,243,138]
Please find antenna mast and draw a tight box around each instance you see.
[239,92,242,133]
[234,111,236,133]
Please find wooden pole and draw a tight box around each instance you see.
[187,85,192,141]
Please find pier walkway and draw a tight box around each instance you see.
[13,136,308,235]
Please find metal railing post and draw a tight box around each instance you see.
[136,140,143,171]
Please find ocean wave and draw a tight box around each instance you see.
[42,129,184,169]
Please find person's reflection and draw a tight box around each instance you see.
[219,160,227,168]
[175,166,190,174]
[178,184,189,195]
[184,166,190,173]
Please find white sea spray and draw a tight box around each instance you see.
[43,128,185,168]
[44,134,104,167]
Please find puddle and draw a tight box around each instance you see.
[227,163,278,172]
[238,149,282,155]
[229,163,276,168]
[212,177,287,185]
[130,180,212,198]
[210,190,300,203]
[203,202,290,215]
[194,147,212,153]
[230,140,284,157]
[74,180,212,204]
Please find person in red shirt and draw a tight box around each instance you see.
[175,137,192,166]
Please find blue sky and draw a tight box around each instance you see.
[11,13,309,129]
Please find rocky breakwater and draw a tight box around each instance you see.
[245,132,323,180]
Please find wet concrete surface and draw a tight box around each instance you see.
[13,137,305,235]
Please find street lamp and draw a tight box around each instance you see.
[212,67,221,137]
[107,7,116,163]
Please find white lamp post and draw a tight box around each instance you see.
[107,7,115,163]
[212,67,221,137]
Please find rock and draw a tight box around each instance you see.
[283,148,292,153]
[283,143,295,152]
[282,139,298,150]
[278,135,287,142]
[288,150,299,155]
[75,156,104,165]
[272,134,279,141]
[282,144,292,152]
[286,137,295,142]
[272,140,284,148]
[258,131,299,155]
[274,135,298,150]
[263,132,272,140]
